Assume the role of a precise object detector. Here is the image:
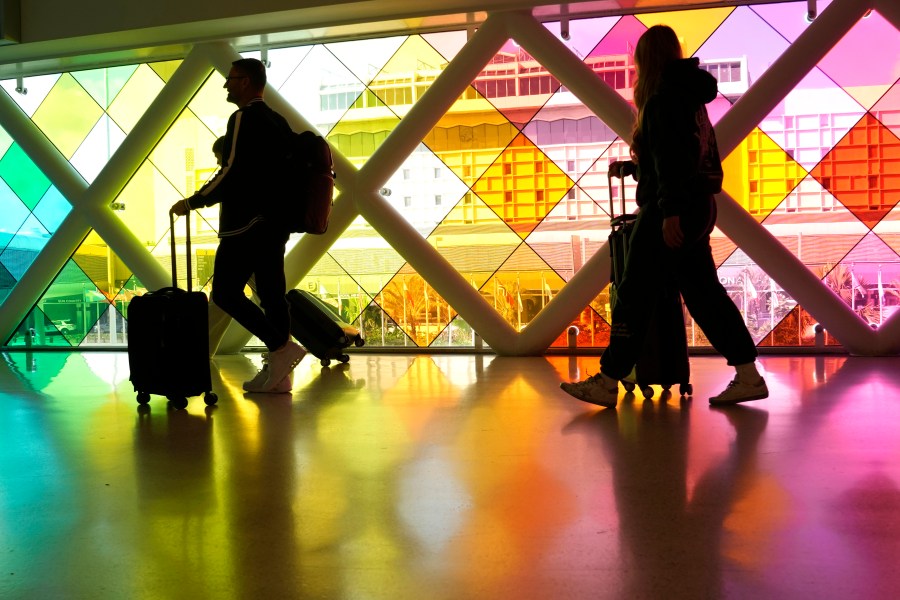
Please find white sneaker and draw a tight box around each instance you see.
[242,352,269,392]
[264,341,307,389]
[244,371,293,394]
[709,377,768,406]
[560,373,619,408]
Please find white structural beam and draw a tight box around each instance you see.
[505,10,630,353]
[354,14,521,353]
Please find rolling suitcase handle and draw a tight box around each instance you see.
[169,211,192,291]
[608,162,627,219]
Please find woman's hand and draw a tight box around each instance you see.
[608,160,636,179]
[662,215,684,248]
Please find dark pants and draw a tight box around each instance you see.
[211,223,290,352]
[600,197,757,380]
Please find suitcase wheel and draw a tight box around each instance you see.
[337,335,348,345]
[321,358,331,367]
[136,391,151,405]
[641,386,654,399]
[339,354,350,363]
[621,380,636,393]
[204,392,218,406]
[680,383,693,397]
[167,396,188,410]
[354,336,365,347]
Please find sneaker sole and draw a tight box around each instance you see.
[708,391,769,406]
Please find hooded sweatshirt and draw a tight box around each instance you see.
[634,57,723,220]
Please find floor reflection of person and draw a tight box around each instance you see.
[567,399,769,597]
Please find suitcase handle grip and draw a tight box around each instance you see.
[169,211,192,291]
[608,164,627,219]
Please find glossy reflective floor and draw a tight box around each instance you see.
[2,351,900,599]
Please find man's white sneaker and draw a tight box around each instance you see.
[264,341,307,390]
[244,370,293,394]
[560,373,619,408]
[242,352,270,392]
[709,377,768,406]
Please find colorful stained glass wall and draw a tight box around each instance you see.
[1,1,898,352]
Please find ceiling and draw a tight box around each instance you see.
[0,0,795,78]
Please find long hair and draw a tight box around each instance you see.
[631,25,683,162]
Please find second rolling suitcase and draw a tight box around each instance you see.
[608,167,692,399]
[286,289,365,367]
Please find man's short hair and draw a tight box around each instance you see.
[232,58,267,90]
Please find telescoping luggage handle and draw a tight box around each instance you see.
[168,211,192,292]
[608,162,634,219]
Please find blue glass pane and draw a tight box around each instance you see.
[33,186,72,235]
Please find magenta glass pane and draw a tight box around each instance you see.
[873,81,900,140]
[752,0,835,44]
[833,232,900,326]
[818,11,900,105]
[543,16,619,60]
[695,6,790,92]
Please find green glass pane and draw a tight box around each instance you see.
[7,307,71,348]
[186,72,233,136]
[149,110,218,197]
[107,64,165,133]
[72,65,138,109]
[32,73,104,159]
[0,143,51,210]
[37,259,106,347]
[0,261,13,305]
[0,176,30,241]
[430,314,476,347]
[0,214,49,280]
[32,185,72,235]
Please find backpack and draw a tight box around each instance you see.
[278,130,335,234]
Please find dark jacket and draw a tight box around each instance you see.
[186,98,289,237]
[634,58,723,220]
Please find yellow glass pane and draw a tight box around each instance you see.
[480,243,566,331]
[114,162,181,249]
[149,110,219,197]
[150,60,183,83]
[637,8,735,56]
[722,128,808,221]
[328,216,406,297]
[73,230,131,299]
[187,71,233,136]
[31,73,103,159]
[327,92,400,163]
[107,64,165,133]
[427,194,521,277]
[471,134,574,238]
[370,35,447,116]
[381,267,454,347]
[298,252,373,325]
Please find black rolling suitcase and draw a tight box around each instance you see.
[128,213,218,409]
[286,289,365,367]
[608,167,692,399]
